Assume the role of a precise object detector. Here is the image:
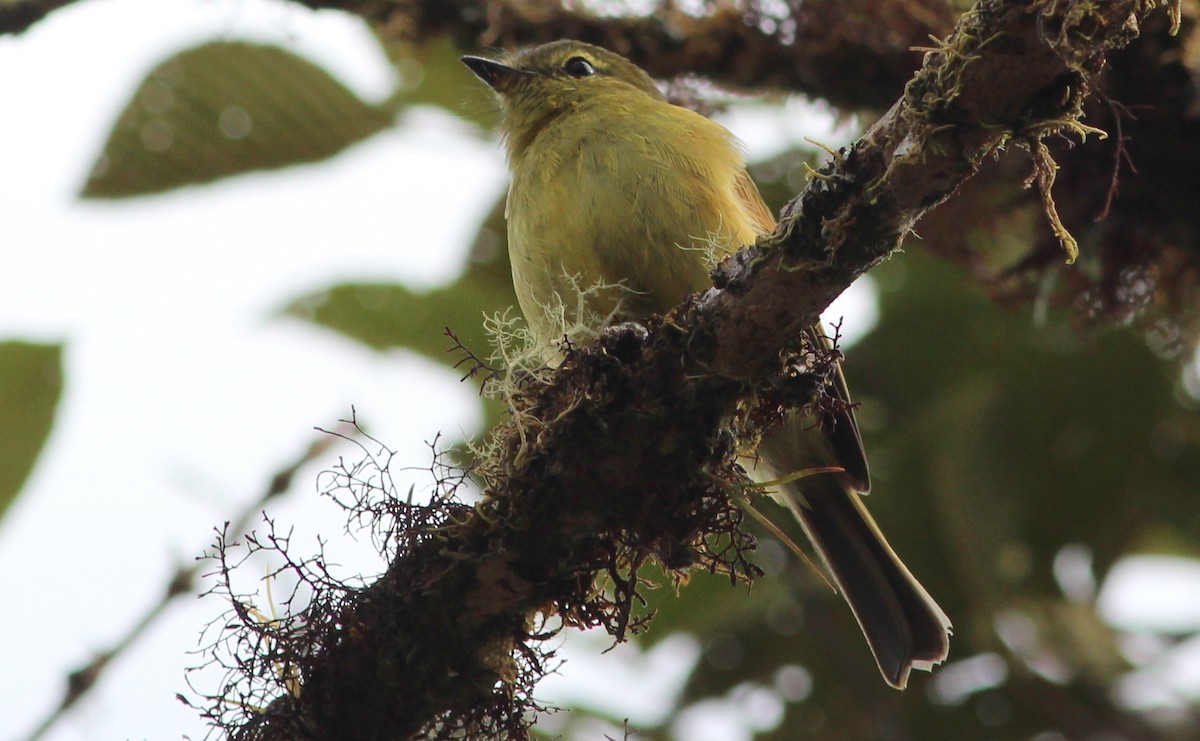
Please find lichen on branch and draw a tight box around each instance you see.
[189,2,1176,739]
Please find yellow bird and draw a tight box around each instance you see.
[462,40,951,689]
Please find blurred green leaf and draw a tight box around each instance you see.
[381,36,500,131]
[80,41,394,198]
[859,254,1200,580]
[613,252,1200,738]
[634,562,771,646]
[287,195,513,356]
[286,195,516,432]
[0,341,63,520]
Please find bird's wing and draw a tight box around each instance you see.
[734,169,777,236]
[735,168,870,492]
[804,325,870,492]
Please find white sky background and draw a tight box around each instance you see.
[2,1,1198,740]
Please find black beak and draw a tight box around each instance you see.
[461,55,531,93]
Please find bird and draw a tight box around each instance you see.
[461,39,951,689]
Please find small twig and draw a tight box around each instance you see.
[737,494,836,593]
[445,325,502,384]
[1095,95,1140,223]
[19,436,333,741]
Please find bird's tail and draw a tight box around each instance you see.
[777,473,952,689]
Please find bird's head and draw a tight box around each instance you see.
[461,40,664,157]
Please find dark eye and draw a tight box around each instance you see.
[563,56,595,78]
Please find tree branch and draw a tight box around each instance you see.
[191,2,1175,739]
[1,0,951,110]
[0,0,74,35]
[699,0,1157,376]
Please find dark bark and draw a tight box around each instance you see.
[197,2,1174,738]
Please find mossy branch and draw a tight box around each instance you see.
[2,0,947,111]
[699,0,1174,378]
[192,2,1173,739]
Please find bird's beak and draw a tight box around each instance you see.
[461,55,532,93]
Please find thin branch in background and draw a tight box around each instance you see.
[0,0,951,112]
[19,436,334,741]
[444,325,502,385]
[1095,94,1140,223]
[0,0,75,35]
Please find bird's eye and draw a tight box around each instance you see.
[563,56,595,78]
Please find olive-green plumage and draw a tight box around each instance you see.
[463,40,951,689]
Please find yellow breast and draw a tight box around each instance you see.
[505,93,764,348]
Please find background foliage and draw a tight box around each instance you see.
[3,1,1199,739]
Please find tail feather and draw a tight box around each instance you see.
[756,327,950,687]
[778,473,952,688]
